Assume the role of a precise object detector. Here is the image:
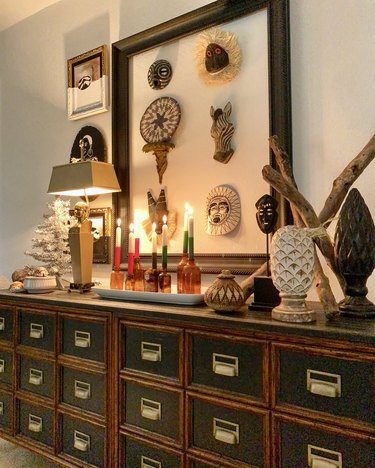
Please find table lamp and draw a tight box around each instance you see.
[48,161,121,292]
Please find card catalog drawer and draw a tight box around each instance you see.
[61,316,106,364]
[274,414,375,468]
[61,414,106,467]
[0,390,13,430]
[188,394,269,467]
[61,366,105,416]
[18,400,54,447]
[190,333,266,402]
[274,344,375,426]
[0,349,13,387]
[0,308,14,343]
[122,379,183,446]
[19,310,55,351]
[122,323,182,383]
[19,356,54,399]
[123,434,183,468]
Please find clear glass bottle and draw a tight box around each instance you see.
[158,269,171,293]
[110,268,124,290]
[133,257,144,291]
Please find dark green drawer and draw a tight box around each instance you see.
[190,395,268,467]
[0,349,13,386]
[61,317,105,363]
[123,324,181,382]
[190,334,265,400]
[18,400,54,447]
[61,414,105,467]
[276,345,375,425]
[276,416,375,468]
[19,310,55,351]
[0,390,13,430]
[61,366,105,416]
[123,434,183,468]
[19,356,54,398]
[123,380,182,445]
[0,308,14,343]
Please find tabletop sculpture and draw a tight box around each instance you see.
[249,194,280,311]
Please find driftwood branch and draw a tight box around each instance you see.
[319,133,375,225]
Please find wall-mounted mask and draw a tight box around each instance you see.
[148,59,173,90]
[206,185,241,236]
[205,43,229,73]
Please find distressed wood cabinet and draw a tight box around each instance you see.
[0,290,374,467]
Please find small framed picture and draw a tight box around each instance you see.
[67,45,109,120]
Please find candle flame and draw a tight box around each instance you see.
[117,218,121,227]
[129,223,134,232]
[189,206,193,215]
[163,214,167,224]
[152,222,156,232]
[185,202,190,211]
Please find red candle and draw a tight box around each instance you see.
[128,223,135,275]
[114,219,121,269]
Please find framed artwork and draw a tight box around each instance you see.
[112,0,292,274]
[67,45,109,120]
[71,207,111,263]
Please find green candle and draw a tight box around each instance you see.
[162,215,168,268]
[188,212,194,260]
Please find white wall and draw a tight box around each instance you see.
[0,0,374,302]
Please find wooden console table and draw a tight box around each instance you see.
[0,290,373,467]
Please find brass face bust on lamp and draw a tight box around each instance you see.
[48,160,121,292]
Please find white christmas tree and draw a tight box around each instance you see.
[25,197,76,284]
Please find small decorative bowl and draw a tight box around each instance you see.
[204,269,245,312]
[23,276,56,294]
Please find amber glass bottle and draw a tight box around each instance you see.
[182,232,201,294]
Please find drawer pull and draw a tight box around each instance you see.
[0,401,3,415]
[212,353,239,377]
[141,455,162,468]
[141,398,161,421]
[74,331,91,348]
[29,368,43,386]
[307,370,341,398]
[0,359,5,373]
[30,323,44,339]
[28,414,43,433]
[74,380,91,400]
[141,342,161,362]
[213,417,239,445]
[308,444,342,468]
[0,317,5,331]
[74,430,90,452]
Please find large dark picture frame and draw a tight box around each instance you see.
[112,0,292,274]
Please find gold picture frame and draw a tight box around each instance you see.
[67,45,109,120]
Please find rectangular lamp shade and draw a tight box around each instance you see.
[47,161,121,197]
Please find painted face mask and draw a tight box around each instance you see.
[205,43,229,73]
[255,194,278,234]
[148,59,173,89]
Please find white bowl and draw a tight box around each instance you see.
[23,276,56,294]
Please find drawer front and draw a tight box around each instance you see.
[0,308,14,343]
[276,347,374,425]
[123,325,180,381]
[0,390,13,429]
[19,310,55,351]
[123,435,183,468]
[61,414,105,467]
[18,400,54,447]
[277,417,375,468]
[0,349,13,386]
[191,334,265,400]
[190,396,267,467]
[19,356,54,398]
[61,366,105,416]
[61,317,105,363]
[123,380,182,444]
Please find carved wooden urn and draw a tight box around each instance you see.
[270,225,316,322]
[204,270,245,313]
[334,188,375,318]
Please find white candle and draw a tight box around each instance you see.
[188,209,194,238]
[115,219,121,247]
[128,223,135,254]
[184,203,189,232]
[162,215,168,246]
[152,222,157,253]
